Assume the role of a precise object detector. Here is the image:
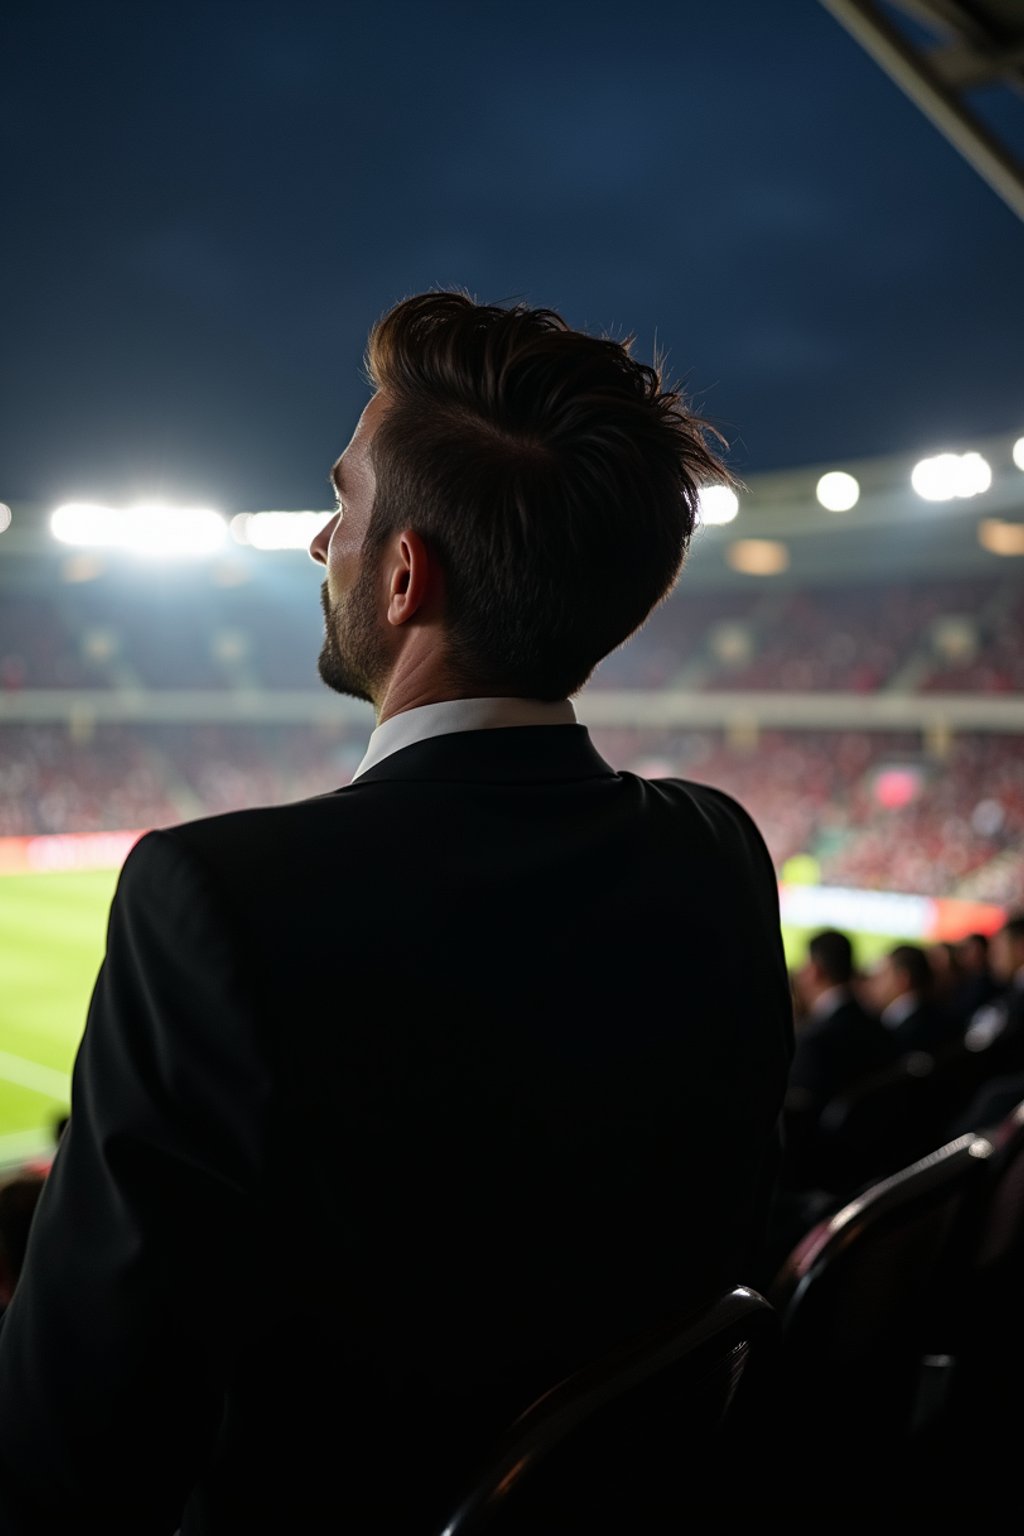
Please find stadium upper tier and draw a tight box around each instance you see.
[4,428,1023,910]
[1,569,1022,699]
[2,426,1022,720]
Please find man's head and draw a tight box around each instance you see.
[795,928,855,1008]
[867,943,933,1013]
[957,931,990,975]
[991,914,1024,985]
[310,290,734,713]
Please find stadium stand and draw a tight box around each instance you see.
[1,720,1021,910]
[593,573,1014,695]
[2,424,1023,915]
[1,464,1024,1528]
[5,568,1022,700]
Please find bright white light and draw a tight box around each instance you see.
[697,485,739,525]
[231,511,330,550]
[911,452,991,502]
[957,452,991,495]
[816,471,860,512]
[50,502,227,555]
[0,504,11,533]
[778,883,932,940]
[1013,437,1024,472]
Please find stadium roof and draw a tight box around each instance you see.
[821,0,1024,221]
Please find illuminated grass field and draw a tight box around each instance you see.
[0,867,901,1167]
[0,869,118,1165]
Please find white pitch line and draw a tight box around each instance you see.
[0,1129,56,1167]
[0,1050,71,1099]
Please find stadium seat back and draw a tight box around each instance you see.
[812,1041,989,1197]
[435,1284,780,1534]
[765,1131,995,1511]
[913,1099,1024,1512]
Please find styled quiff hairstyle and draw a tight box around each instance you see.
[364,289,736,699]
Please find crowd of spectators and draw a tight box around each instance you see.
[591,726,1024,907]
[2,566,1021,901]
[918,586,1024,694]
[2,720,1021,907]
[4,570,1022,697]
[0,593,112,691]
[0,723,362,837]
[0,724,183,837]
[589,573,1013,694]
[756,914,1024,1275]
[0,568,324,692]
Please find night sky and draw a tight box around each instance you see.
[4,0,1023,515]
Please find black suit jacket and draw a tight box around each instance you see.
[787,993,890,1107]
[882,998,961,1058]
[781,994,891,1194]
[0,726,793,1534]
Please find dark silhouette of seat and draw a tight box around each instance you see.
[808,1038,992,1198]
[909,1097,1024,1515]
[765,1129,997,1513]
[435,1284,779,1534]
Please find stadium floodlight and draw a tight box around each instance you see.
[815,470,860,512]
[231,511,331,550]
[910,451,992,502]
[0,503,11,533]
[1013,436,1024,472]
[50,502,227,555]
[697,485,739,525]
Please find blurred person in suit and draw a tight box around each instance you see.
[762,929,891,1262]
[953,930,1001,1023]
[865,942,960,1057]
[963,913,1024,1062]
[927,940,964,1016]
[788,928,890,1109]
[0,290,794,1535]
[946,916,1024,1135]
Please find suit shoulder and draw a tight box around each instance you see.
[119,791,358,889]
[636,773,772,850]
[146,788,350,850]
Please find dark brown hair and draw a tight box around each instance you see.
[890,944,934,996]
[808,928,855,985]
[364,289,736,699]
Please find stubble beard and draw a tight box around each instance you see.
[316,562,390,707]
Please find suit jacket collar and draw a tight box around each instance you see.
[350,724,617,786]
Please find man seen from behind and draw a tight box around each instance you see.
[0,290,794,1534]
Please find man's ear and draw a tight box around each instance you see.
[385,529,439,626]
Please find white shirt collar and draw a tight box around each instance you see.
[351,697,577,780]
[809,984,850,1022]
[881,991,919,1028]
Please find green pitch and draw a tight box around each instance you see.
[0,867,906,1169]
[0,868,118,1166]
